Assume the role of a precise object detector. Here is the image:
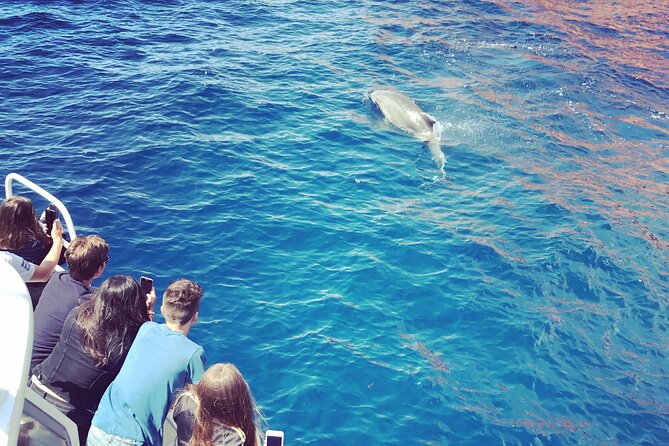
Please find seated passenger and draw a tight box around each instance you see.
[31,234,109,374]
[30,275,155,445]
[173,363,262,446]
[88,279,206,446]
[0,218,64,283]
[0,196,67,306]
[0,196,56,263]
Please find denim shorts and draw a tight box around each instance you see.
[87,425,143,446]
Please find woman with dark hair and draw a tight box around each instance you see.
[0,195,55,263]
[173,363,263,446]
[30,275,156,444]
[0,196,64,285]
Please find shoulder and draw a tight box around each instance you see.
[132,321,175,345]
[153,324,200,347]
[43,271,72,292]
[0,251,35,281]
[60,273,96,299]
[174,334,205,368]
[185,333,204,350]
[38,272,83,308]
[133,324,203,361]
[0,250,19,263]
[211,425,247,446]
[131,321,159,340]
[1,250,27,263]
[173,390,198,415]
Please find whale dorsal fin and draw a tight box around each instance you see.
[421,112,437,129]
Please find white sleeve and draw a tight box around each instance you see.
[0,251,35,282]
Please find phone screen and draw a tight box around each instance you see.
[45,207,57,234]
[140,277,153,294]
[267,436,283,446]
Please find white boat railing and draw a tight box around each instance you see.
[0,261,80,446]
[0,261,33,446]
[4,173,77,241]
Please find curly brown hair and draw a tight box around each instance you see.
[162,279,204,325]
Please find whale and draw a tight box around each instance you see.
[370,89,445,171]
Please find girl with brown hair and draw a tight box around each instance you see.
[0,196,64,291]
[173,363,263,446]
[0,195,54,263]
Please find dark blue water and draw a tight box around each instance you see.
[2,1,669,444]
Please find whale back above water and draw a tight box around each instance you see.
[370,89,437,140]
[370,89,445,171]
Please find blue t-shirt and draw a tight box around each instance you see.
[91,322,206,445]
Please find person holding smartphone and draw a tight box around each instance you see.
[88,279,206,446]
[0,197,64,285]
[0,196,54,263]
[0,196,69,307]
[31,275,153,445]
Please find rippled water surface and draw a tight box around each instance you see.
[2,1,669,444]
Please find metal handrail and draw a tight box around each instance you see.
[4,173,77,240]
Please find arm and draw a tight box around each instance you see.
[188,348,206,384]
[28,220,64,282]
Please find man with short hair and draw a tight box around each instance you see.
[88,279,206,446]
[30,234,109,374]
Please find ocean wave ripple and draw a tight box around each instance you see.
[1,0,668,444]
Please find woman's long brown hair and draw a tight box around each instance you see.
[189,363,259,446]
[0,196,49,250]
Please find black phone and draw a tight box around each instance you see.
[45,204,58,235]
[140,276,153,295]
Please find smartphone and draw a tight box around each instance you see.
[44,204,58,235]
[265,430,284,446]
[140,276,153,295]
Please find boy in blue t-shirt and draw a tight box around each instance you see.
[88,279,206,446]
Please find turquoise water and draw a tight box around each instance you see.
[2,1,669,444]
